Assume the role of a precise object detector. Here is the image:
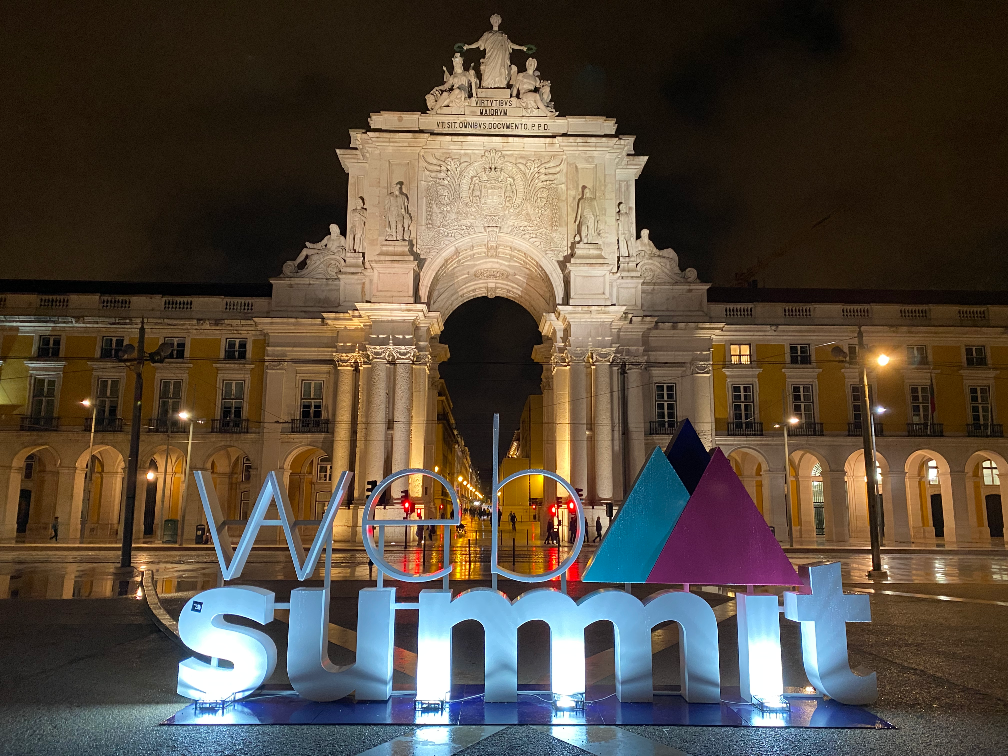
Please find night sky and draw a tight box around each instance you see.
[2,1,1006,476]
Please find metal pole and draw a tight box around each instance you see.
[81,403,96,540]
[782,390,794,548]
[177,417,195,545]
[858,327,887,578]
[158,424,171,542]
[120,319,145,569]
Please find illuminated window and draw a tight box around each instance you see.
[982,460,1000,486]
[729,344,751,365]
[927,459,939,485]
[317,456,332,483]
[241,456,252,482]
[965,345,987,367]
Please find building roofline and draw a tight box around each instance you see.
[706,287,1008,306]
[0,279,273,298]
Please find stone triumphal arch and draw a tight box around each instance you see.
[268,14,714,525]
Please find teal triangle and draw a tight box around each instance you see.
[583,447,691,583]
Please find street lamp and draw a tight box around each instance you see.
[177,411,203,545]
[81,398,97,540]
[832,327,888,579]
[115,319,173,569]
[774,413,800,548]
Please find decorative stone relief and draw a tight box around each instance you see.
[426,53,479,113]
[616,202,636,270]
[460,14,532,89]
[385,182,412,241]
[636,229,698,284]
[282,225,346,278]
[347,198,367,257]
[568,347,590,363]
[511,58,555,115]
[420,149,564,256]
[690,361,713,375]
[335,349,366,367]
[591,348,617,364]
[473,268,510,280]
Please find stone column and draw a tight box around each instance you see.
[354,361,371,502]
[540,370,557,509]
[610,361,623,502]
[261,361,287,478]
[626,362,646,484]
[765,470,790,543]
[391,354,414,485]
[332,358,357,476]
[1,465,21,540]
[948,470,975,543]
[365,349,390,492]
[569,350,589,499]
[884,456,912,544]
[56,466,79,541]
[409,355,429,499]
[691,360,714,450]
[592,350,615,504]
[553,355,571,485]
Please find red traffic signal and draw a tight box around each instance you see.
[567,500,575,512]
[402,498,412,515]
[550,504,557,516]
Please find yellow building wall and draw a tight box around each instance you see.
[814,345,848,433]
[188,337,221,419]
[57,334,96,422]
[756,343,787,423]
[932,345,967,432]
[0,334,32,411]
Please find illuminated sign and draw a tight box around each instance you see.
[178,417,877,708]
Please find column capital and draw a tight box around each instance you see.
[590,348,616,364]
[367,344,417,363]
[568,347,591,363]
[334,348,366,367]
[690,360,713,375]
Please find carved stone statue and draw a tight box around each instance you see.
[282,224,346,278]
[510,57,555,114]
[426,52,479,113]
[636,228,699,283]
[574,186,600,244]
[462,14,531,89]
[384,181,412,241]
[616,202,635,269]
[347,196,367,256]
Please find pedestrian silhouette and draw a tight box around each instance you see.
[544,519,554,544]
[509,511,517,531]
[49,516,59,542]
[593,515,603,542]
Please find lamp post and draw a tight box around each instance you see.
[775,411,799,548]
[115,319,173,569]
[833,329,888,579]
[80,398,97,540]
[157,421,172,542]
[177,411,200,546]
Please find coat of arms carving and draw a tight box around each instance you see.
[419,149,564,257]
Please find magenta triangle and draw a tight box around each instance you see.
[646,448,800,586]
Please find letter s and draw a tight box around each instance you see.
[177,586,277,701]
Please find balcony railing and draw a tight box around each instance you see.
[85,416,123,433]
[212,418,249,433]
[847,422,884,437]
[727,420,763,436]
[648,420,678,436]
[967,422,1004,438]
[907,422,944,437]
[20,415,59,431]
[289,418,330,434]
[148,417,186,434]
[789,421,824,436]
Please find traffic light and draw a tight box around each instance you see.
[402,497,413,515]
[606,501,613,520]
[567,500,575,512]
[366,480,378,495]
[550,503,557,517]
[575,487,584,500]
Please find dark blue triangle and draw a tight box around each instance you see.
[663,418,711,495]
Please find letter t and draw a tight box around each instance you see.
[784,562,877,705]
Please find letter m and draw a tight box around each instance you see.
[193,470,352,581]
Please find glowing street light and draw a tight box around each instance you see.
[876,353,889,366]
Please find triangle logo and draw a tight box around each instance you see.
[647,448,800,586]
[664,418,712,495]
[583,447,691,583]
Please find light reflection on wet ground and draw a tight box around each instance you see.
[0,543,1006,598]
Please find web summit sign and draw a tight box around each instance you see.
[177,418,877,710]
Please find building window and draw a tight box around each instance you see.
[968,386,992,426]
[731,384,755,422]
[965,346,987,367]
[927,459,939,485]
[314,490,329,517]
[982,460,1000,486]
[162,337,186,360]
[99,336,124,359]
[158,379,183,417]
[301,380,324,419]
[23,454,35,480]
[239,490,251,519]
[317,456,332,483]
[224,338,247,360]
[95,378,120,419]
[791,384,815,423]
[850,384,875,424]
[789,344,811,365]
[30,377,57,417]
[37,335,61,358]
[729,344,751,365]
[655,383,677,424]
[907,345,928,366]
[909,384,932,424]
[242,456,252,482]
[221,380,245,420]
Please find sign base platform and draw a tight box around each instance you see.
[163,685,893,729]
